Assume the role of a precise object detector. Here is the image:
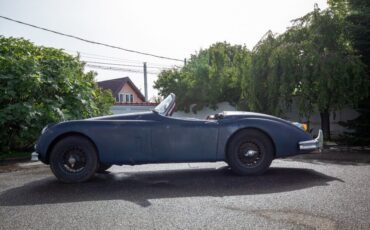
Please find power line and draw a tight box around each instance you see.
[0,15,183,62]
[80,55,180,68]
[79,56,180,68]
[65,50,145,64]
[65,50,182,68]
[85,64,159,74]
[84,61,146,68]
[86,64,158,74]
[84,61,171,70]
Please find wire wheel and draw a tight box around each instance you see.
[237,141,262,167]
[60,147,87,173]
[50,135,98,183]
[227,129,274,175]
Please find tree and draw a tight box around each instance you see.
[242,31,293,116]
[275,6,367,140]
[155,6,369,141]
[291,6,368,140]
[242,6,368,140]
[329,0,370,69]
[339,99,370,145]
[242,30,306,117]
[154,42,251,112]
[329,0,370,145]
[0,36,114,152]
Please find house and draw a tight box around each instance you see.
[97,77,158,114]
[97,77,145,103]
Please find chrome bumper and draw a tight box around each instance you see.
[31,152,39,161]
[299,129,324,152]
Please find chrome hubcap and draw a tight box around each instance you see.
[68,156,77,168]
[61,147,87,173]
[244,150,258,157]
[238,142,262,167]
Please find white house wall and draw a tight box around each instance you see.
[111,105,156,114]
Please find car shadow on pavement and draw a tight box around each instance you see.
[0,167,342,207]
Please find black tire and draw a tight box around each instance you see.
[96,163,112,173]
[227,129,274,175]
[49,135,98,183]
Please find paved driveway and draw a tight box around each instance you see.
[0,159,369,229]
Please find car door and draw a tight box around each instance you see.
[151,117,219,162]
[92,120,153,165]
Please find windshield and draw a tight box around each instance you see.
[153,94,175,116]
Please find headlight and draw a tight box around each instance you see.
[302,123,308,132]
[292,122,309,132]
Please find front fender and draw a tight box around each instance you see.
[35,121,100,164]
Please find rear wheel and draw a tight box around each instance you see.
[49,135,98,183]
[227,129,274,175]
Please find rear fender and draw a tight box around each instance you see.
[217,118,312,159]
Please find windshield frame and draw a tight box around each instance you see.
[153,93,176,116]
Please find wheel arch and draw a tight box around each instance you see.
[225,127,277,159]
[45,132,100,164]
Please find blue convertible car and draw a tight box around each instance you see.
[34,93,323,183]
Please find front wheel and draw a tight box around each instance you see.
[49,135,98,183]
[227,129,274,175]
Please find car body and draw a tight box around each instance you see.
[34,93,323,182]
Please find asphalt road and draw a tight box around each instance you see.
[0,158,369,229]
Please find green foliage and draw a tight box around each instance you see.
[0,36,115,151]
[332,0,370,68]
[243,6,368,140]
[290,7,367,111]
[246,7,367,115]
[154,42,251,112]
[330,0,370,144]
[338,100,370,145]
[242,31,298,116]
[0,151,30,161]
[155,4,369,140]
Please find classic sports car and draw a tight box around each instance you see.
[34,93,323,183]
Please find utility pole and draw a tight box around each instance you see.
[143,62,148,102]
[184,58,187,66]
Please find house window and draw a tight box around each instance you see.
[118,94,124,103]
[118,93,134,103]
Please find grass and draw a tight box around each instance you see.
[0,151,31,162]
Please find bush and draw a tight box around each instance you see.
[0,36,114,151]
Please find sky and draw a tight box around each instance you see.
[0,0,328,100]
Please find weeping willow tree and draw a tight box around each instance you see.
[241,31,302,116]
[287,5,368,140]
[243,5,368,140]
[241,31,281,115]
[155,5,368,140]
